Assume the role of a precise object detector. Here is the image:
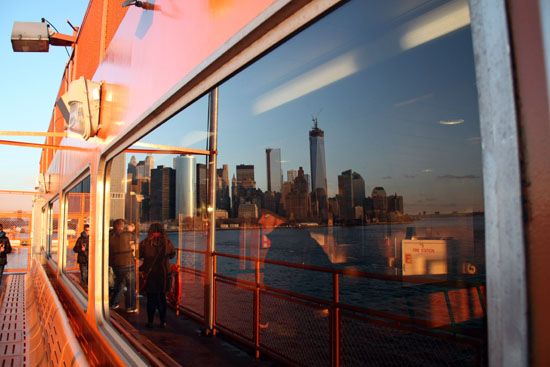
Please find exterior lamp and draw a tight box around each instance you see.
[57,77,102,140]
[11,21,76,52]
[122,0,157,10]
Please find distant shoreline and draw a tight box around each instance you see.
[151,213,483,233]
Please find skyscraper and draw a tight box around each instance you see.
[196,163,207,215]
[338,170,365,221]
[286,167,311,221]
[236,164,256,189]
[150,165,176,221]
[309,118,328,219]
[232,165,261,218]
[266,148,283,193]
[387,193,404,213]
[125,156,139,222]
[287,169,298,183]
[216,165,231,212]
[371,186,387,221]
[109,154,126,220]
[174,155,196,218]
[144,155,154,178]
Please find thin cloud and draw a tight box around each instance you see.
[439,119,464,126]
[421,168,433,173]
[382,176,392,180]
[394,93,433,108]
[180,131,212,147]
[437,174,480,180]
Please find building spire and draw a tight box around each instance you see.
[312,116,318,129]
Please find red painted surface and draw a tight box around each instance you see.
[41,0,274,191]
[95,0,274,138]
[507,1,550,366]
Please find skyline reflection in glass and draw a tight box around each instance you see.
[109,1,487,365]
[218,0,482,216]
[214,1,486,365]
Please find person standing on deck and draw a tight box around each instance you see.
[73,224,90,286]
[139,222,176,328]
[0,224,12,288]
[109,219,137,312]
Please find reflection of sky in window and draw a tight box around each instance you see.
[129,95,210,168]
[127,0,483,214]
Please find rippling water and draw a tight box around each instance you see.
[171,216,485,304]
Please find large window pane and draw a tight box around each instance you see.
[48,198,60,264]
[64,176,91,295]
[105,95,209,338]
[216,0,486,365]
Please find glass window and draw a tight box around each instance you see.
[105,94,209,344]
[215,0,486,365]
[63,176,91,295]
[48,198,60,264]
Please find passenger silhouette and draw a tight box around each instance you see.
[109,219,136,312]
[139,223,176,328]
[73,224,90,286]
[0,224,12,288]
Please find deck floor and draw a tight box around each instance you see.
[0,274,28,366]
[115,298,280,366]
[1,257,280,366]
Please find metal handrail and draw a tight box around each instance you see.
[172,246,486,366]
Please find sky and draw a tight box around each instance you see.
[0,1,89,195]
[0,0,484,214]
[128,0,484,214]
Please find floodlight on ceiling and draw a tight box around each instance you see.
[11,21,76,52]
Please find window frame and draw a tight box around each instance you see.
[90,0,528,364]
[60,170,92,307]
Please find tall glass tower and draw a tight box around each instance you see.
[309,118,327,195]
[173,155,196,218]
[266,148,283,192]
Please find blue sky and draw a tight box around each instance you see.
[0,0,484,214]
[130,0,484,214]
[0,1,88,192]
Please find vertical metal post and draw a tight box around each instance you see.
[470,1,528,366]
[176,214,183,316]
[204,88,219,333]
[254,258,261,358]
[332,273,340,367]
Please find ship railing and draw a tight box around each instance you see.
[168,247,486,367]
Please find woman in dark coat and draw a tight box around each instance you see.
[139,222,176,328]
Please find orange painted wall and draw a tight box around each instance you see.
[41,0,275,179]
[507,1,550,366]
[95,0,275,139]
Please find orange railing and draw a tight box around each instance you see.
[169,248,486,366]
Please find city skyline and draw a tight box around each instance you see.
[120,5,483,215]
[122,145,455,221]
[0,0,484,220]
